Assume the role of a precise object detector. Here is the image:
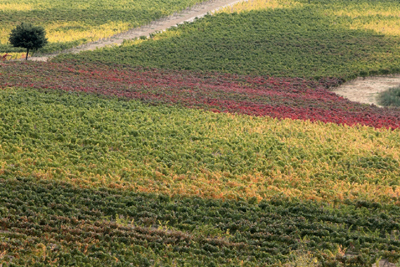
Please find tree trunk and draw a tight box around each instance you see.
[26,48,29,60]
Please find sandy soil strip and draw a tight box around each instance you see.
[30,0,246,62]
[332,75,400,107]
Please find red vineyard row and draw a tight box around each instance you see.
[1,60,400,129]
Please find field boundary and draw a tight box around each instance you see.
[29,0,247,62]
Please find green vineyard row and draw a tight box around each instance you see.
[1,177,400,266]
[55,0,400,80]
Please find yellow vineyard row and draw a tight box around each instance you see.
[219,0,400,37]
[1,88,399,204]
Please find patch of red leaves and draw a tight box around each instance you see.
[1,60,399,129]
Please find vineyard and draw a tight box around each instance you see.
[1,62,400,265]
[0,0,206,55]
[2,0,400,266]
[55,0,400,80]
[2,177,400,266]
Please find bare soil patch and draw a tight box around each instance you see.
[332,75,400,107]
[372,259,397,267]
[29,0,247,62]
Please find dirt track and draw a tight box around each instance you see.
[332,75,400,107]
[30,0,247,62]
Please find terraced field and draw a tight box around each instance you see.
[2,0,400,266]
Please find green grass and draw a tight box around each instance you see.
[378,87,400,107]
[53,0,400,80]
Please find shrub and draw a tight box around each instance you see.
[377,87,400,107]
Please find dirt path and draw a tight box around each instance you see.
[332,75,400,107]
[30,0,246,62]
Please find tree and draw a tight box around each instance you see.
[8,22,48,60]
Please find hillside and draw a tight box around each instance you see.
[1,0,400,266]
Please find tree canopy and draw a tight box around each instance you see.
[9,22,48,60]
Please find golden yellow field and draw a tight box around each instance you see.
[219,0,400,36]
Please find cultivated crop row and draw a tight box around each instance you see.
[55,0,400,80]
[1,177,400,265]
[2,61,400,129]
[0,86,399,203]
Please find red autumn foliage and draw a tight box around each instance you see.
[1,60,400,129]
